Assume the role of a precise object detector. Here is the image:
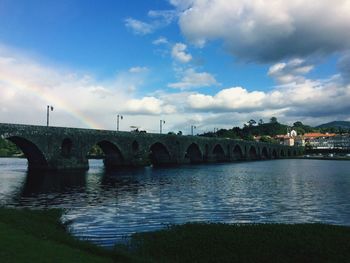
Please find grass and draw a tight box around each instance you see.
[117,222,350,263]
[1,208,350,263]
[0,208,141,263]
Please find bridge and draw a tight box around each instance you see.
[0,123,303,170]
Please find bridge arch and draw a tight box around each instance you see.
[261,147,268,159]
[213,144,225,162]
[293,149,297,156]
[248,146,258,160]
[272,149,278,159]
[280,149,285,157]
[90,140,124,169]
[6,136,48,170]
[149,142,171,165]
[287,149,291,157]
[185,143,203,163]
[232,144,243,160]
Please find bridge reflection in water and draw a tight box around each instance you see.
[0,123,303,171]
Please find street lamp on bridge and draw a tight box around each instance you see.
[117,114,123,131]
[160,120,165,134]
[191,125,196,136]
[46,105,54,127]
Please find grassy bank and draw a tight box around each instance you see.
[1,208,350,263]
[121,223,350,263]
[0,208,139,263]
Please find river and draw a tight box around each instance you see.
[0,158,349,247]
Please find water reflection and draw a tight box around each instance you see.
[0,158,350,247]
[21,169,87,197]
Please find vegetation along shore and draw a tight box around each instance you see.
[1,208,350,263]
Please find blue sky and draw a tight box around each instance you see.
[0,0,350,134]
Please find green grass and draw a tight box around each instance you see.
[0,208,140,263]
[117,222,350,263]
[1,208,350,263]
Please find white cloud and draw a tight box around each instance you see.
[128,66,149,73]
[172,0,350,62]
[268,58,314,84]
[123,97,176,115]
[148,10,177,24]
[152,36,169,45]
[171,43,192,63]
[168,68,218,89]
[125,10,176,36]
[186,62,350,122]
[124,18,154,35]
[338,52,350,84]
[188,87,266,111]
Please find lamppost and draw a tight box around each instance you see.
[160,120,165,134]
[191,125,196,136]
[46,105,54,127]
[117,114,123,131]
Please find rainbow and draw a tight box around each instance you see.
[0,72,103,129]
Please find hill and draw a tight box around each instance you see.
[316,121,350,129]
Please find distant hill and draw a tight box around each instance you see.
[316,121,350,129]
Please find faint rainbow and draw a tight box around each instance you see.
[0,74,103,129]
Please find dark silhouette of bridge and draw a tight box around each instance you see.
[0,123,303,170]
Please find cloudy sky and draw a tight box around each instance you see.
[1,0,349,134]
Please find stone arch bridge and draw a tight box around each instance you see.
[0,123,303,170]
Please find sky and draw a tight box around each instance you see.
[0,0,350,134]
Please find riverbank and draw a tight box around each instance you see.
[1,208,350,263]
[297,156,350,161]
[0,208,139,263]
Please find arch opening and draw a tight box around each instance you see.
[149,142,171,166]
[61,138,73,158]
[288,149,291,157]
[280,149,285,157]
[6,136,48,170]
[272,149,278,159]
[213,144,225,162]
[232,145,243,161]
[248,146,258,160]
[293,149,297,156]
[88,140,124,169]
[185,143,202,163]
[261,147,268,159]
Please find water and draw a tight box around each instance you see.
[0,158,350,247]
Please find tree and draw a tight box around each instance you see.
[270,117,278,123]
[259,136,278,144]
[293,121,303,127]
[248,119,256,127]
[258,119,264,125]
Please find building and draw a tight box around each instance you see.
[275,129,298,146]
[308,134,350,150]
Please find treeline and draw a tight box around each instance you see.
[0,138,21,157]
[199,118,350,141]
